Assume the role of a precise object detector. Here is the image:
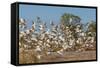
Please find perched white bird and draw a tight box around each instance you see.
[62,43,68,49]
[19,18,25,23]
[69,39,75,46]
[32,21,35,30]
[25,30,30,35]
[46,29,50,34]
[39,24,45,31]
[69,18,73,23]
[31,37,37,42]
[91,37,94,43]
[24,44,28,48]
[19,42,21,47]
[36,55,42,59]
[35,46,41,52]
[19,18,26,29]
[59,35,65,41]
[19,31,26,37]
[46,51,51,55]
[76,38,83,44]
[57,49,63,55]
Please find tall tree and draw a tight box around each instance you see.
[60,13,81,26]
[88,21,96,32]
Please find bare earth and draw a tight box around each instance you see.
[19,50,96,64]
[39,51,96,63]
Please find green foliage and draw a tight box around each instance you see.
[61,13,81,26]
[88,21,96,32]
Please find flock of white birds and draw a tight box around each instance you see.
[19,18,96,60]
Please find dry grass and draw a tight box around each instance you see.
[19,48,96,64]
